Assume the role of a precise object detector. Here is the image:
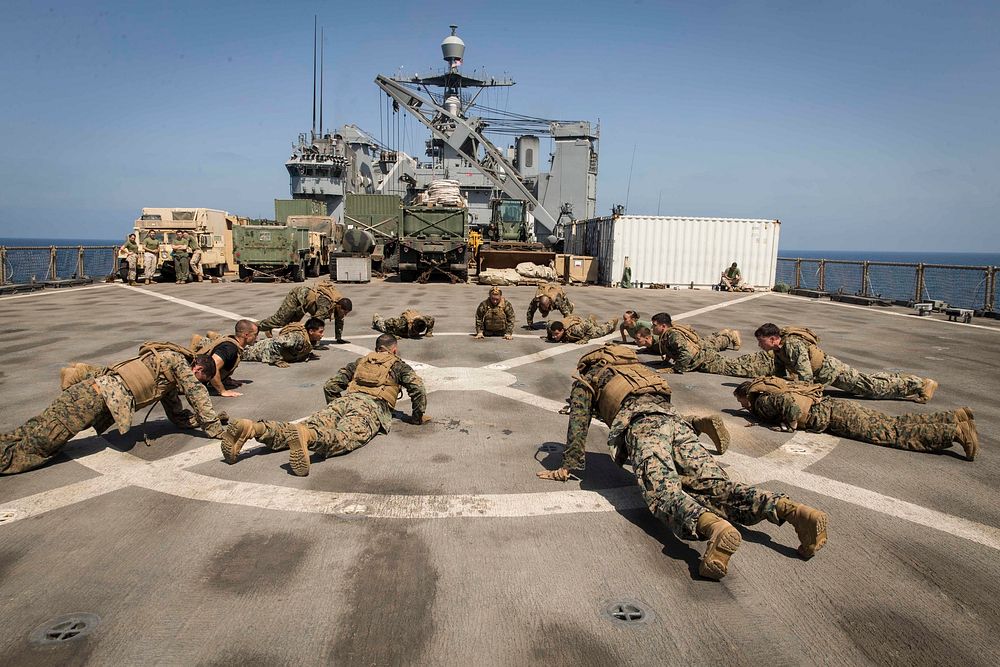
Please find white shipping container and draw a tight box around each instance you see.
[564,215,780,288]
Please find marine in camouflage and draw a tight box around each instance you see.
[258,285,345,338]
[123,236,139,283]
[241,328,314,365]
[547,315,618,344]
[526,285,574,326]
[1,350,221,475]
[475,297,516,336]
[656,326,740,373]
[744,391,968,454]
[774,333,926,399]
[372,311,436,338]
[560,360,786,540]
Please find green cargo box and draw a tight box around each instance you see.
[233,225,313,282]
[401,206,467,238]
[274,198,326,224]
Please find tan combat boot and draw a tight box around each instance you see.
[59,363,85,390]
[686,414,731,454]
[288,424,314,477]
[914,378,938,403]
[776,498,828,559]
[221,419,263,464]
[955,420,979,461]
[722,328,742,350]
[696,512,742,580]
[957,407,974,422]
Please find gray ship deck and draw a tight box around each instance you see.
[2,280,998,665]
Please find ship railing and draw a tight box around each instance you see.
[0,245,120,291]
[776,257,998,312]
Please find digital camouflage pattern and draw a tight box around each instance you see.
[258,285,343,338]
[659,327,739,373]
[475,298,516,336]
[747,393,961,453]
[700,349,778,378]
[526,286,574,325]
[549,315,617,344]
[1,350,221,475]
[241,328,313,365]
[123,238,139,283]
[187,235,203,279]
[248,355,427,460]
[776,334,925,399]
[372,312,436,338]
[562,364,786,540]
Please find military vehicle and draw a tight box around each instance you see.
[343,193,402,273]
[233,215,340,281]
[396,205,470,283]
[121,207,246,280]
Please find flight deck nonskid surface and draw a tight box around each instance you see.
[1,279,998,665]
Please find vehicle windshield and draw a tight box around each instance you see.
[497,201,524,223]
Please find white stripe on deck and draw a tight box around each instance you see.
[118,283,248,320]
[0,283,115,301]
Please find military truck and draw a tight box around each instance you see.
[478,198,555,272]
[121,207,246,280]
[396,206,470,283]
[233,215,340,281]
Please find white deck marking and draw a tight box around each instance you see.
[0,283,114,301]
[118,283,248,319]
[769,292,1000,333]
[3,288,997,553]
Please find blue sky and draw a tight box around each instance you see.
[0,0,996,251]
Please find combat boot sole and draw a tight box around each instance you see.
[956,420,979,461]
[914,378,938,404]
[688,415,731,455]
[724,328,742,351]
[288,424,312,477]
[221,419,256,464]
[790,505,828,559]
[699,520,742,580]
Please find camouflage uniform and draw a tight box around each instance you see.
[526,284,574,325]
[123,238,139,283]
[562,356,786,540]
[241,326,313,365]
[372,310,436,338]
[187,234,203,280]
[656,325,740,373]
[252,354,426,459]
[775,331,924,399]
[548,315,618,344]
[475,297,516,336]
[142,235,160,282]
[258,284,344,338]
[1,350,221,475]
[747,392,962,453]
[700,350,778,378]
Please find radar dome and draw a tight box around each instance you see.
[441,25,465,67]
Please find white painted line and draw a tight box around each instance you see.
[769,292,1000,333]
[118,284,247,320]
[761,431,841,471]
[0,283,114,301]
[0,475,129,521]
[672,291,770,321]
[484,385,569,414]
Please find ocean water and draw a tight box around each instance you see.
[780,249,1000,267]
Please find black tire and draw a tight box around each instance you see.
[307,258,320,278]
[118,259,129,283]
[399,269,417,283]
[328,256,337,280]
[238,264,252,280]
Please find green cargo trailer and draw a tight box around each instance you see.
[274,198,326,225]
[344,194,402,271]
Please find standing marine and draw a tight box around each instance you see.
[474,286,516,340]
[222,334,428,476]
[187,230,204,281]
[536,343,828,580]
[754,323,937,402]
[172,231,191,284]
[525,283,574,328]
[734,377,979,460]
[372,309,435,338]
[122,233,139,285]
[257,282,352,342]
[141,231,160,284]
[242,317,325,367]
[546,314,619,344]
[2,344,223,475]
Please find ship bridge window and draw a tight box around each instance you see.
[141,214,162,221]
[172,211,195,221]
[525,148,534,169]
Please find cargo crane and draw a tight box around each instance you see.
[375,25,598,247]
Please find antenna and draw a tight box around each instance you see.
[319,26,324,135]
[624,144,637,213]
[657,189,662,216]
[311,15,317,136]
